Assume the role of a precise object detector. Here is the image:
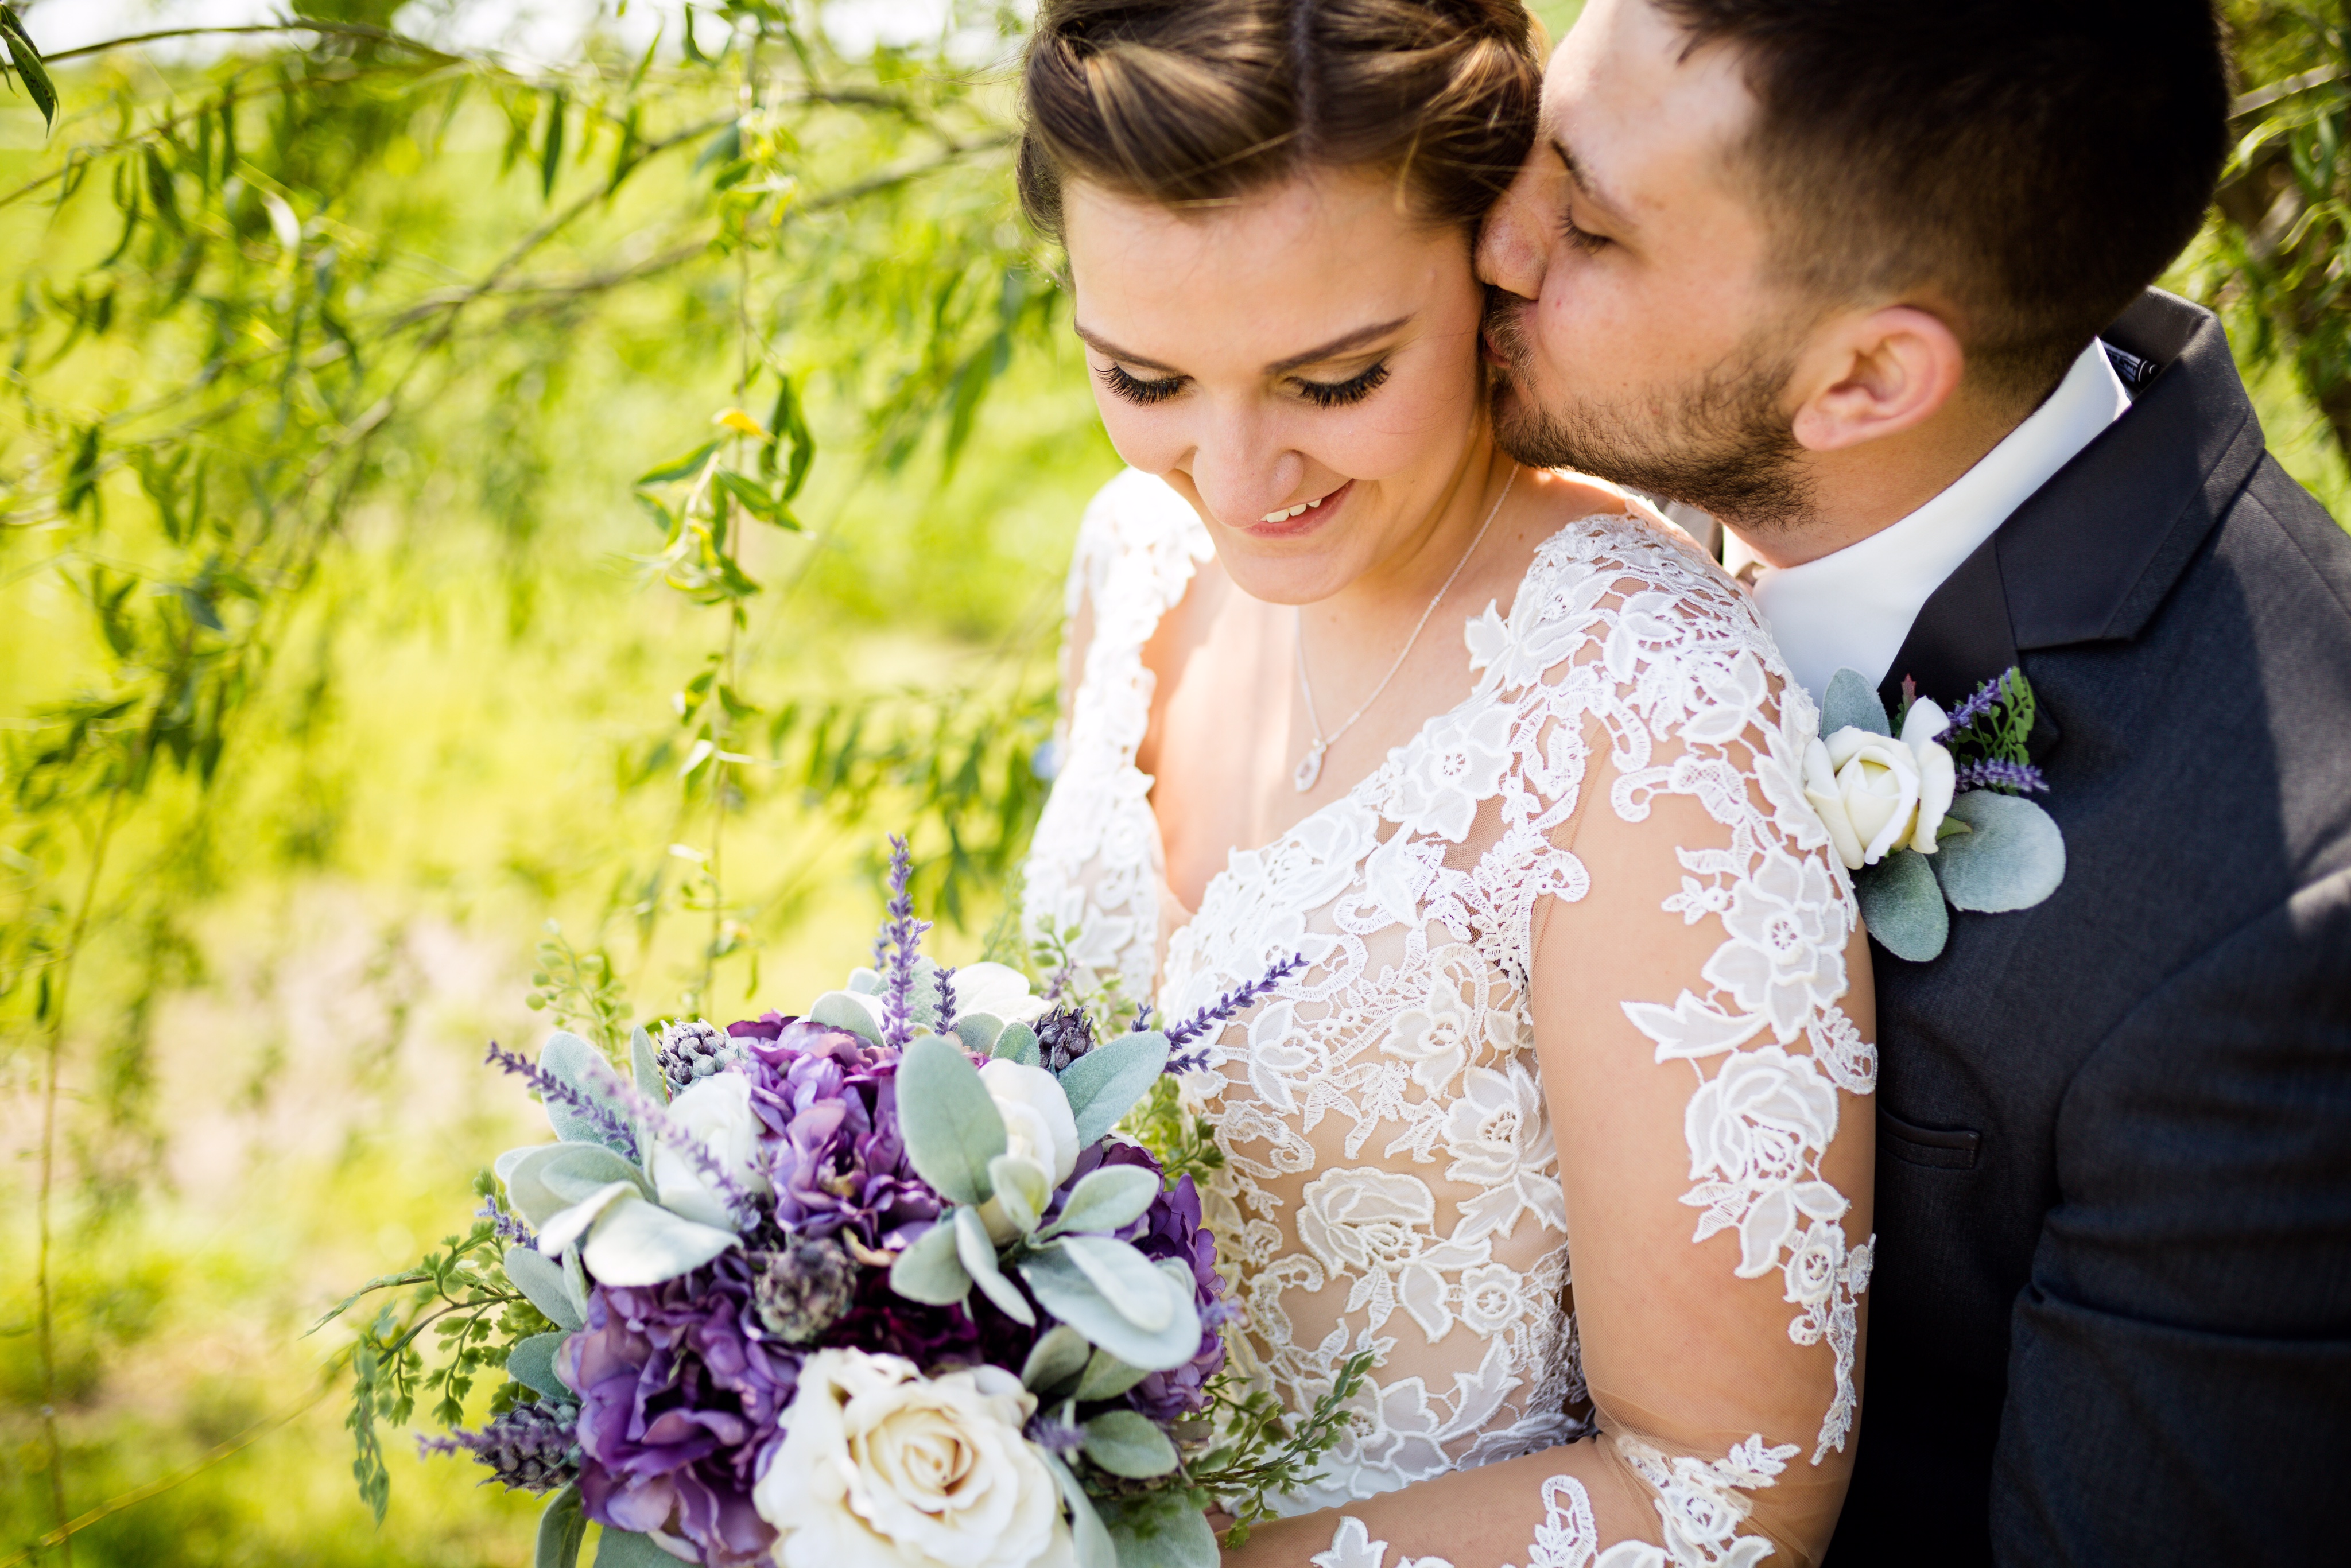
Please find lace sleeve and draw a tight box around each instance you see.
[1020,469,1212,1002]
[1223,525,1875,1568]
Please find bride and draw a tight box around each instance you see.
[1017,3,1875,1565]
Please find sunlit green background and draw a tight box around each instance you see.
[2,1,2345,1563]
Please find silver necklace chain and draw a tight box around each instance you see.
[1293,464,1518,793]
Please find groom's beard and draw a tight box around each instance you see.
[1482,288,1817,533]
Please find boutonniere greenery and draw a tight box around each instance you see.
[1802,666,2066,961]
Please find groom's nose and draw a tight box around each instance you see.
[1476,168,1549,305]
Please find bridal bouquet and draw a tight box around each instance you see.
[324,841,1348,1568]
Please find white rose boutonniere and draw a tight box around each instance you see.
[1811,667,2067,963]
[1803,697,1958,868]
[756,1348,1076,1568]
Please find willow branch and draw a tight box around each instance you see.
[40,18,459,67]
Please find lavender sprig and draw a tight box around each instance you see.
[1025,1411,1085,1462]
[478,1191,537,1249]
[1164,952,1309,1072]
[1952,758,2049,795]
[484,1042,640,1163]
[877,835,931,1050]
[1937,672,2005,740]
[933,965,958,1036]
[606,1070,759,1228]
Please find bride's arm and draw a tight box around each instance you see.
[1224,667,1876,1568]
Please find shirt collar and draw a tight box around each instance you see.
[1745,339,2131,707]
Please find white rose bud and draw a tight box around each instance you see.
[649,1070,770,1231]
[757,1349,1075,1568]
[975,1058,1080,1243]
[1802,701,1960,870]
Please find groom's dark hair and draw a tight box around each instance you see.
[1658,0,2230,402]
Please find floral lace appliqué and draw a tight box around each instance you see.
[1023,475,1872,1558]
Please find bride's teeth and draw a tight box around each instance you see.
[1260,502,1312,522]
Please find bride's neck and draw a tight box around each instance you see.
[1321,436,1515,627]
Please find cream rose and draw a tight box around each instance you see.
[974,1059,1081,1243]
[949,961,1050,1025]
[649,1069,769,1231]
[756,1349,1074,1568]
[1802,698,1957,868]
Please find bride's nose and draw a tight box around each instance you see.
[1185,409,1306,530]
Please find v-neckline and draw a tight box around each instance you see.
[1149,534,1553,943]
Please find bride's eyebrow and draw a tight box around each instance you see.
[1072,323,1181,373]
[1263,317,1412,376]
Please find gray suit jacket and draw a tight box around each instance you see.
[1820,290,2351,1564]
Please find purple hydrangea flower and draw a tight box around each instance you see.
[563,1257,796,1567]
[726,1016,944,1249]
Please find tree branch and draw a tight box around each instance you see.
[41,18,459,67]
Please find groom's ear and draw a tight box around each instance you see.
[1787,305,1966,454]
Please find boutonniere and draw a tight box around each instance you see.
[1802,665,2066,961]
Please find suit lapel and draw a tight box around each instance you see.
[1874,290,2266,746]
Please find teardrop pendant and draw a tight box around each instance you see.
[1293,740,1326,793]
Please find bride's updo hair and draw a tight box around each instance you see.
[1018,0,1543,241]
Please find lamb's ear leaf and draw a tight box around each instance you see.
[577,1196,738,1286]
[986,1154,1050,1236]
[1822,668,1892,739]
[630,1027,668,1105]
[563,1245,591,1321]
[1043,1453,1121,1568]
[536,1482,587,1568]
[1855,849,1949,963]
[593,1530,680,1567]
[503,1142,649,1226]
[1075,1348,1151,1401]
[1057,1235,1174,1330]
[809,990,884,1044]
[1082,1409,1180,1478]
[1018,1246,1200,1371]
[1103,1491,1222,1568]
[505,1332,572,1401]
[889,1219,971,1306]
[505,1245,585,1331]
[539,1034,634,1152]
[954,1205,1037,1325]
[956,1012,1007,1057]
[1060,1031,1170,1145]
[991,1019,1041,1068]
[1041,1162,1161,1239]
[896,1034,1007,1205]
[1933,791,2066,913]
[1021,1324,1094,1394]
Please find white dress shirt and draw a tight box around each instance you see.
[1740,339,2132,706]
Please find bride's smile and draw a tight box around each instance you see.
[1061,167,1506,613]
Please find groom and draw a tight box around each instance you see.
[1477,1,2351,1562]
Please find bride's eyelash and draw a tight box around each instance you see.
[1098,362,1187,405]
[1294,360,1391,410]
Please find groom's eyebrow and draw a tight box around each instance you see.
[1552,137,1631,224]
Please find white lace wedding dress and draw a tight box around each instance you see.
[1023,471,1875,1567]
